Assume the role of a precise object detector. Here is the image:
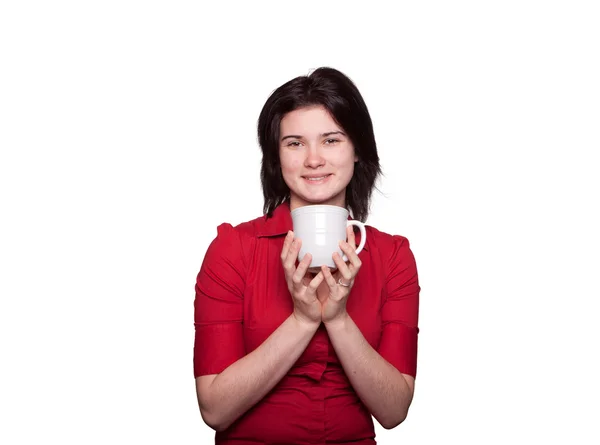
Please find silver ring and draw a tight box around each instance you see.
[337,278,351,287]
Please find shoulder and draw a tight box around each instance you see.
[364,225,418,273]
[365,225,413,253]
[366,226,418,291]
[213,213,265,242]
[206,213,267,265]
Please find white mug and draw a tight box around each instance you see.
[291,205,367,270]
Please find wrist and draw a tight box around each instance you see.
[323,311,350,331]
[291,312,321,332]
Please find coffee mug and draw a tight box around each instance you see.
[291,205,367,270]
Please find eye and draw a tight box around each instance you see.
[324,138,340,145]
[286,141,302,148]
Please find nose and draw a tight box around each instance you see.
[304,144,325,168]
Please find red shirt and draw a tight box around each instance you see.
[193,202,420,445]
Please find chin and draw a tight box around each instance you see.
[299,191,345,206]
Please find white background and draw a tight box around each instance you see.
[1,1,599,443]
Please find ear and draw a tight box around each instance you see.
[354,155,359,162]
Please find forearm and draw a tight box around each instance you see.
[201,314,318,431]
[325,314,414,429]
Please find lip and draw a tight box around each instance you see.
[302,173,332,184]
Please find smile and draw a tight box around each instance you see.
[302,174,332,183]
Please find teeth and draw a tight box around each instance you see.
[306,176,328,181]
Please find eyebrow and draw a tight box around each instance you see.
[280,131,346,142]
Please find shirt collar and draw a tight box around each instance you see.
[256,201,293,238]
[256,201,369,251]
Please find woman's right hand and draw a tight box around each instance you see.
[281,231,324,328]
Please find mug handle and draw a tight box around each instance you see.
[343,220,367,261]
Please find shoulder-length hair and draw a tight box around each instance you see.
[257,67,381,222]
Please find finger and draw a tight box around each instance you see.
[282,237,301,278]
[347,225,356,249]
[292,253,312,287]
[339,240,362,270]
[333,251,353,281]
[280,231,294,262]
[321,265,338,289]
[283,237,301,268]
[306,271,325,294]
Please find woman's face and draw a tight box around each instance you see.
[279,105,357,210]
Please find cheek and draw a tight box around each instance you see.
[333,158,356,185]
[332,153,356,174]
[341,165,355,184]
[280,156,302,175]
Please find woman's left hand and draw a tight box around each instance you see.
[318,226,362,326]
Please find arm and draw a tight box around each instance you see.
[196,314,318,432]
[319,232,420,429]
[194,229,324,431]
[324,314,415,429]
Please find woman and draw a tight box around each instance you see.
[193,67,420,444]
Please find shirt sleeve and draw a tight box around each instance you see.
[377,235,420,378]
[193,223,247,377]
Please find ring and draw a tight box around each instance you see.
[337,278,351,287]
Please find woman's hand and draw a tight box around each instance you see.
[281,231,324,328]
[318,226,362,326]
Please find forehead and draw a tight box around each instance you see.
[280,105,341,134]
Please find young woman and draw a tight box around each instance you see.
[193,67,420,445]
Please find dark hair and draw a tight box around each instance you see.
[257,67,382,222]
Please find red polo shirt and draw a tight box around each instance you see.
[193,202,420,445]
